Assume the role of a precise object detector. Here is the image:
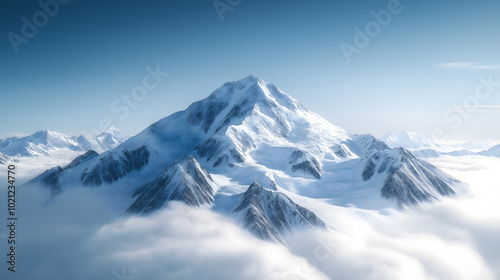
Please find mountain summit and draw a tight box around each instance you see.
[381,131,439,150]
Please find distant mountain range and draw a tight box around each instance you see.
[380,131,500,158]
[381,131,442,150]
[479,144,500,157]
[0,127,129,161]
[26,76,464,242]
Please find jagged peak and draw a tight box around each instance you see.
[161,155,213,182]
[181,76,308,138]
[31,129,61,138]
[65,150,99,170]
[381,131,438,150]
[206,76,299,108]
[246,182,265,194]
[26,130,71,145]
[169,154,199,168]
[363,146,410,162]
[99,126,120,133]
[234,182,269,211]
[396,146,415,158]
[237,75,261,84]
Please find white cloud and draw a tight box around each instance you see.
[285,156,500,280]
[85,203,329,280]
[1,156,500,280]
[462,105,500,113]
[0,188,328,280]
[434,63,500,70]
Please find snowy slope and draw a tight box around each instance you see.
[0,130,80,157]
[342,134,390,157]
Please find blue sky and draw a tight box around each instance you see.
[1,0,499,141]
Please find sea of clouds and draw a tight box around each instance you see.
[0,155,499,280]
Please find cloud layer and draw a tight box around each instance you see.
[0,188,327,280]
[434,62,500,70]
[1,155,499,280]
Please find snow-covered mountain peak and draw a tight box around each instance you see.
[31,129,50,138]
[124,76,348,172]
[233,181,327,243]
[220,75,258,84]
[202,75,304,121]
[381,131,438,150]
[98,126,129,139]
[29,129,67,143]
[239,182,268,203]
[125,155,216,215]
[168,155,210,177]
[26,77,462,219]
[360,146,459,206]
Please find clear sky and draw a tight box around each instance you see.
[1,0,499,141]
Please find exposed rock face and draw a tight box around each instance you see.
[125,155,215,215]
[343,134,390,157]
[27,150,99,196]
[233,182,326,243]
[289,150,321,179]
[81,146,150,186]
[362,148,458,206]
